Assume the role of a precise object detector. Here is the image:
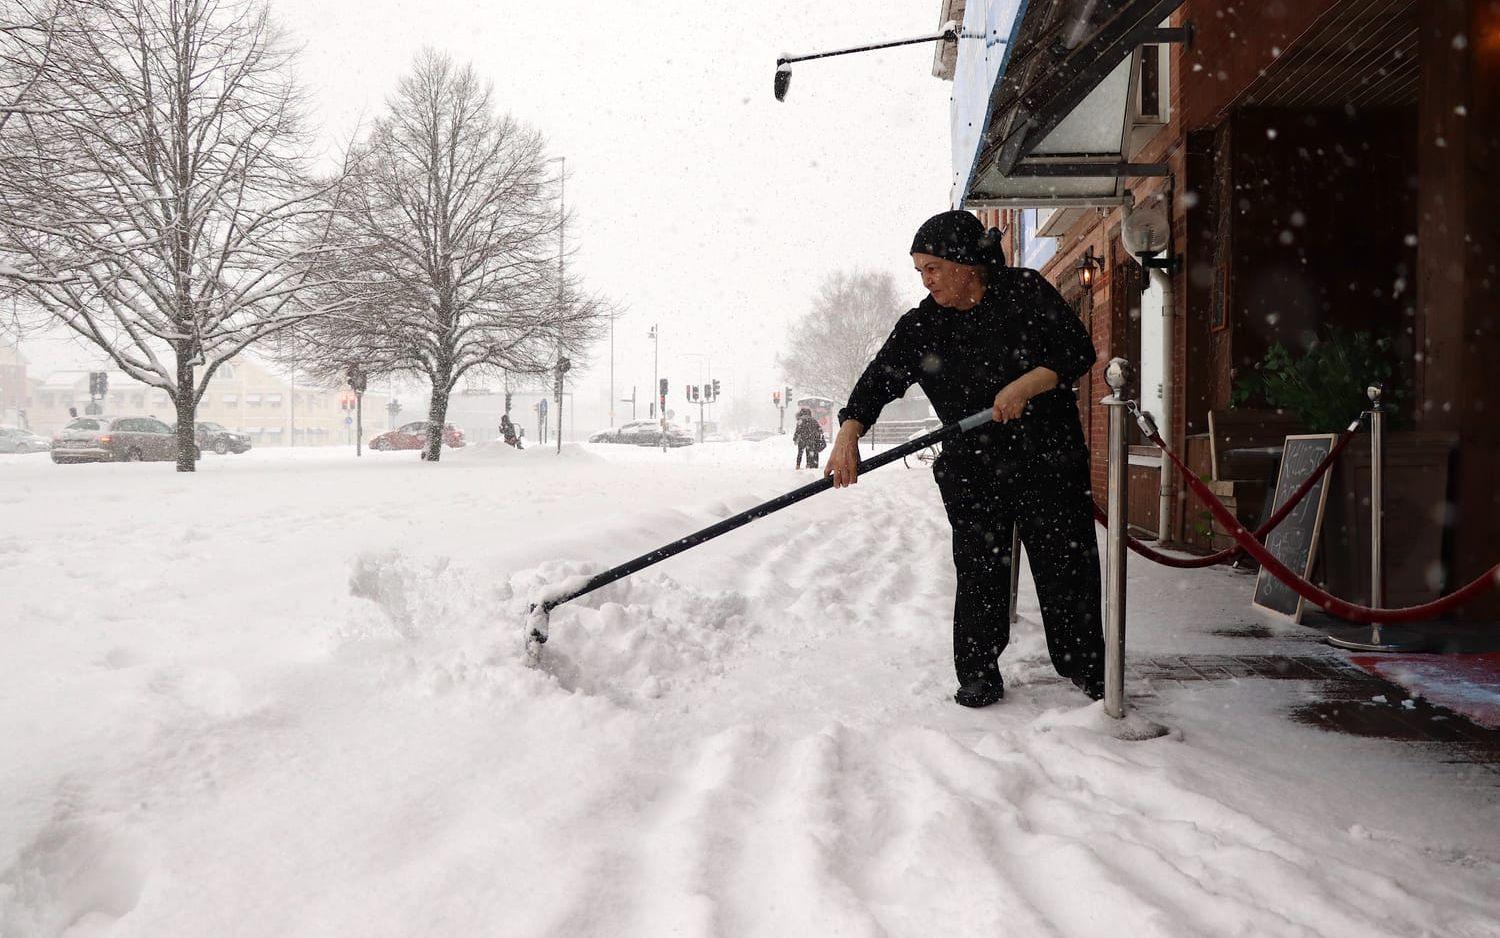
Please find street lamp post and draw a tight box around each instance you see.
[544,155,567,449]
[649,323,660,418]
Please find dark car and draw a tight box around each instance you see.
[50,416,180,463]
[589,420,658,444]
[196,421,251,455]
[370,421,465,451]
[0,426,50,453]
[588,420,694,447]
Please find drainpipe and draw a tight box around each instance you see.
[1120,190,1176,545]
[1151,263,1174,545]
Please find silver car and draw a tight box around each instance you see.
[50,415,180,463]
[0,426,50,453]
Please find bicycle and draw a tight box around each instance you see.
[903,437,941,469]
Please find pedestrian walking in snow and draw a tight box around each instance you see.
[499,413,518,448]
[825,210,1104,708]
[793,407,826,469]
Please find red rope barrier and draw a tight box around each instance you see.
[1146,430,1500,623]
[1090,424,1361,569]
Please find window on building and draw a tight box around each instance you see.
[266,393,283,407]
[1134,41,1170,125]
[1018,209,1056,270]
[1140,46,1160,119]
[245,393,263,406]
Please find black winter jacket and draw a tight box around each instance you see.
[793,416,825,451]
[838,267,1096,469]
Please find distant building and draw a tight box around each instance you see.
[29,357,388,446]
[0,343,29,428]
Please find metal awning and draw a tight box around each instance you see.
[954,0,1184,208]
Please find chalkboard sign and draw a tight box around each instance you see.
[1253,433,1338,622]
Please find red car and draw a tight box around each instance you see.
[369,421,465,451]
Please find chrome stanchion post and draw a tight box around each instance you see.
[1370,384,1385,643]
[1325,383,1428,653]
[1009,523,1021,626]
[1102,359,1131,719]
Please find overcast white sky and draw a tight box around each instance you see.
[20,0,955,431]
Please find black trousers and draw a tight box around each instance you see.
[933,452,1103,687]
[796,447,820,469]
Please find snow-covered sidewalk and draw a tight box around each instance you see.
[2,442,1497,937]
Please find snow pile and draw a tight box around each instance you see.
[443,440,527,462]
[2,446,1498,936]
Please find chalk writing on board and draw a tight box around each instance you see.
[1253,434,1338,622]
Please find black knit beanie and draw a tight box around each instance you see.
[910,210,1004,268]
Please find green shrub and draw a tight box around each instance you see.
[1231,328,1410,431]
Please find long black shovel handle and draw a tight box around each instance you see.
[536,409,993,616]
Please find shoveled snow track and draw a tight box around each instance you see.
[1,443,1497,937]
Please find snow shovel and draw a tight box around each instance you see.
[525,409,994,660]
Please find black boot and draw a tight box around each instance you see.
[954,676,1005,708]
[1072,673,1104,701]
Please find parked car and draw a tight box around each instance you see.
[50,415,179,463]
[195,421,252,455]
[369,421,465,451]
[588,420,695,447]
[0,426,50,453]
[657,424,695,447]
[589,420,658,444]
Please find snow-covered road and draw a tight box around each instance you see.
[2,442,1497,937]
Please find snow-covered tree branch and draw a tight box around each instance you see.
[0,0,347,470]
[779,270,905,404]
[285,49,607,462]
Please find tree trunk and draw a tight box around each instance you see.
[423,382,451,462]
[175,347,198,472]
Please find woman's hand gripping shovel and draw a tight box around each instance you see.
[524,410,994,664]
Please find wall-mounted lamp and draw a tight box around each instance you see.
[775,21,991,101]
[1074,246,1103,292]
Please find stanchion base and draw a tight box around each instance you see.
[1107,711,1173,741]
[1324,628,1433,654]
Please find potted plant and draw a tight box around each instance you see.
[1231,327,1410,431]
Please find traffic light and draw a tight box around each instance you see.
[685,385,691,401]
[658,378,668,399]
[345,364,367,393]
[89,371,108,399]
[784,385,792,405]
[712,379,720,399]
[772,391,780,406]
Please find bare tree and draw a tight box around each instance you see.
[0,0,342,470]
[0,0,71,129]
[779,270,905,404]
[294,50,605,461]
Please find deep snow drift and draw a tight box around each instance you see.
[1,441,1497,937]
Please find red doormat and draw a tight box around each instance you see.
[1348,653,1500,730]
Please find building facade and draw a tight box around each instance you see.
[0,343,28,428]
[940,0,1498,614]
[29,357,389,447]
